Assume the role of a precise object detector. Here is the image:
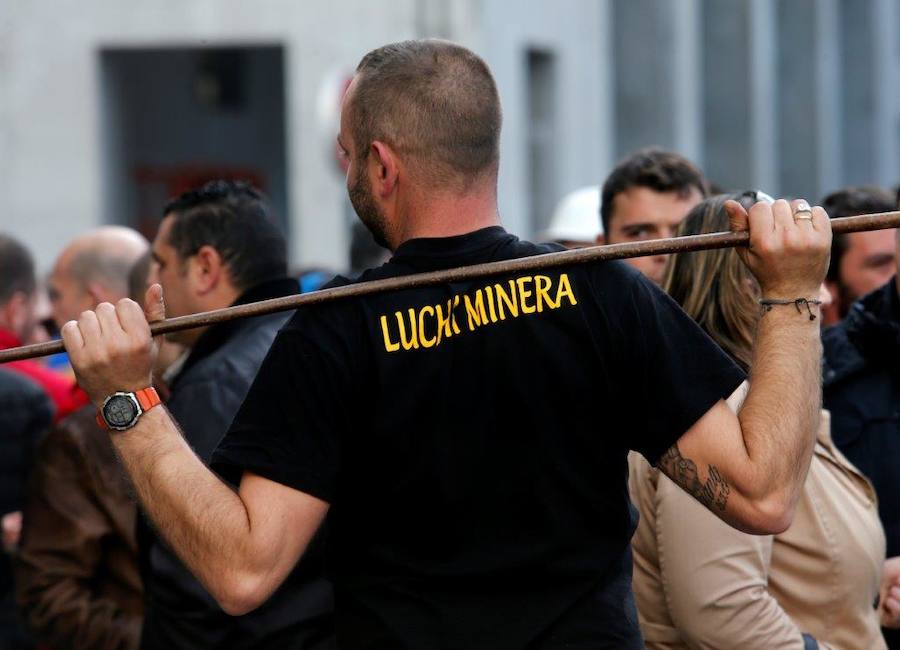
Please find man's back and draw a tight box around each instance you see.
[214,227,745,649]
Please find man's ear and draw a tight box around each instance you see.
[369,140,399,197]
[86,282,116,306]
[0,291,30,336]
[192,245,224,295]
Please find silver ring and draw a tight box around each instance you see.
[793,200,814,221]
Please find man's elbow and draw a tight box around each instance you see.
[739,494,796,535]
[214,572,271,617]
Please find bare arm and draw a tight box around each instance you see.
[658,199,829,534]
[112,408,327,615]
[60,289,327,616]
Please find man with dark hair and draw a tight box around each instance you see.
[140,179,333,649]
[600,147,707,284]
[62,40,831,649]
[153,180,289,345]
[823,219,900,645]
[0,234,85,422]
[819,186,896,325]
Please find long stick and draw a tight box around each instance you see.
[2,210,898,364]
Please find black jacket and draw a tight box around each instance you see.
[823,277,900,646]
[0,367,53,647]
[139,278,334,650]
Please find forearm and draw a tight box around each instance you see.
[109,406,259,610]
[737,305,821,512]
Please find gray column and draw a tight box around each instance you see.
[701,0,752,191]
[671,0,703,166]
[815,0,841,198]
[749,0,777,194]
[776,0,818,199]
[612,0,677,157]
[872,0,898,187]
[839,0,878,188]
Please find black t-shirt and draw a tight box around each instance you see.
[211,226,745,649]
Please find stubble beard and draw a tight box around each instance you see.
[349,162,392,251]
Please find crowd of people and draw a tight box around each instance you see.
[0,38,898,649]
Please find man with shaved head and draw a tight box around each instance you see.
[47,226,149,329]
[62,40,831,648]
[14,227,148,649]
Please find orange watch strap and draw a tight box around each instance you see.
[136,387,161,411]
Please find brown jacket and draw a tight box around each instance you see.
[15,405,143,649]
[630,385,886,650]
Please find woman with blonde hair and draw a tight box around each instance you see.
[629,193,888,649]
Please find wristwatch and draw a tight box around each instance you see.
[96,387,161,431]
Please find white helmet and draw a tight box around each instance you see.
[541,186,602,245]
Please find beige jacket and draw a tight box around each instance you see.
[629,385,886,650]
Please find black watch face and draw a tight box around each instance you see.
[103,395,139,429]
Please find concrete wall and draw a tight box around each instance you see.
[3,0,900,273]
[1,0,417,272]
[477,0,610,237]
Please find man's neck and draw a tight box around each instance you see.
[394,192,501,247]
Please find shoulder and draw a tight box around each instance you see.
[191,313,292,381]
[570,259,672,317]
[582,258,648,291]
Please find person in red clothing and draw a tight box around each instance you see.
[0,234,84,423]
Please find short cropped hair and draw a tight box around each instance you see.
[601,147,708,234]
[820,186,895,284]
[162,180,287,292]
[349,39,502,187]
[0,234,36,305]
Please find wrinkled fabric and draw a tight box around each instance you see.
[15,406,142,649]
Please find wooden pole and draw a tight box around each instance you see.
[1,210,898,364]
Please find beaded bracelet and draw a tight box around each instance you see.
[758,297,823,321]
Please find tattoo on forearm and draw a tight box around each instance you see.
[658,444,730,511]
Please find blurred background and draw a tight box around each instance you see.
[3,0,899,272]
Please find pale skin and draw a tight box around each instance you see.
[60,78,832,615]
[601,185,704,285]
[835,229,896,300]
[48,226,149,329]
[822,228,897,325]
[148,214,240,347]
